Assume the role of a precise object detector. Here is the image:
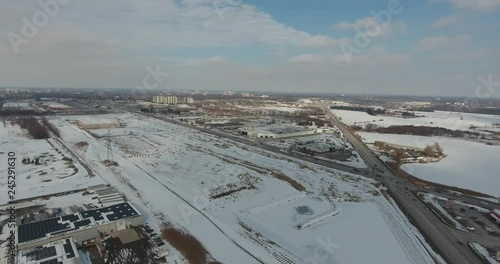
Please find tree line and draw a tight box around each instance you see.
[355,123,482,138]
[330,105,385,116]
[15,117,60,139]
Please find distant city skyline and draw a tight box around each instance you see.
[1,0,499,97]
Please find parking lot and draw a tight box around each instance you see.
[436,198,500,237]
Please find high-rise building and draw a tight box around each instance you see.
[152,95,178,104]
[165,96,178,105]
[183,97,194,104]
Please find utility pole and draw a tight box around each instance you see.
[106,129,113,162]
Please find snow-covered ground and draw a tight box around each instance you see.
[0,120,104,204]
[360,132,500,197]
[333,109,500,132]
[43,113,438,264]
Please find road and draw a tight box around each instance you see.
[318,102,499,264]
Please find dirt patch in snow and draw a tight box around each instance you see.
[161,225,220,264]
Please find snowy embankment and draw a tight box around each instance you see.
[469,242,499,264]
[359,132,500,197]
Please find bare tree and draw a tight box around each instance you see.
[390,149,407,175]
[365,123,378,132]
[434,143,443,154]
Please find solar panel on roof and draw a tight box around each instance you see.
[18,203,139,244]
[25,246,57,261]
[63,239,76,259]
[73,219,91,229]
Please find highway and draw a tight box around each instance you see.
[318,102,500,264]
[136,108,500,264]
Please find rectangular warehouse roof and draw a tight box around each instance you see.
[17,202,141,244]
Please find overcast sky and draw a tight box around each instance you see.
[1,0,499,97]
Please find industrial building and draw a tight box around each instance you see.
[76,118,122,130]
[16,202,143,250]
[17,238,81,264]
[239,126,316,139]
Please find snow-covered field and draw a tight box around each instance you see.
[333,109,500,132]
[360,132,500,197]
[44,113,437,264]
[0,120,104,204]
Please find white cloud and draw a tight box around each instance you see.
[302,35,350,48]
[333,17,408,36]
[288,46,411,68]
[334,17,378,30]
[57,0,325,49]
[430,0,500,12]
[431,15,459,28]
[436,49,493,62]
[415,34,471,51]
[287,54,327,64]
[183,56,227,66]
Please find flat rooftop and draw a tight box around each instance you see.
[17,202,141,244]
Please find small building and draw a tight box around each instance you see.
[89,187,125,206]
[17,238,81,264]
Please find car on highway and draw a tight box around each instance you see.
[457,241,463,246]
